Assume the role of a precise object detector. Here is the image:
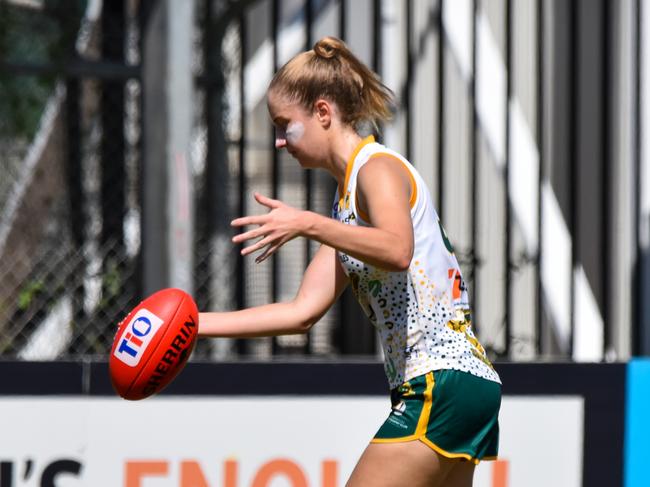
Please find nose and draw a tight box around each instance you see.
[275,127,287,149]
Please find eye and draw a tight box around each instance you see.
[273,117,289,130]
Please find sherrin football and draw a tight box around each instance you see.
[109,288,198,400]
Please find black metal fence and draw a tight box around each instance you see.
[0,0,143,358]
[0,0,646,362]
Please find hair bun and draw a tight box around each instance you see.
[313,36,342,59]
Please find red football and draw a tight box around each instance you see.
[109,288,198,400]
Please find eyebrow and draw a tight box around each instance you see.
[272,116,288,125]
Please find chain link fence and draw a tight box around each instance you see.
[0,0,370,361]
[0,0,143,359]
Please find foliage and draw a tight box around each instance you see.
[17,279,44,311]
[0,0,86,139]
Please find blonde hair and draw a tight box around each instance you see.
[269,36,395,132]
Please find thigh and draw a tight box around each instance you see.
[443,460,476,487]
[346,440,468,487]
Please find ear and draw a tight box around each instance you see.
[314,99,332,128]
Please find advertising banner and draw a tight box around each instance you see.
[0,395,582,487]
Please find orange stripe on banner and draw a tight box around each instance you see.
[492,459,509,487]
[125,461,168,487]
[180,461,210,487]
[321,459,338,487]
[251,459,308,487]
[224,459,239,487]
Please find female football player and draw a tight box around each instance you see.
[199,36,501,487]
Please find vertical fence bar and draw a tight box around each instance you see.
[332,0,349,356]
[601,0,611,358]
[470,0,479,330]
[197,0,219,360]
[203,0,234,336]
[405,0,413,162]
[504,0,513,357]
[568,0,579,357]
[437,0,445,220]
[236,11,248,355]
[138,0,154,298]
[100,0,126,251]
[372,0,382,146]
[194,0,210,326]
[61,0,83,259]
[271,0,280,355]
[535,0,544,356]
[304,0,313,235]
[303,0,313,354]
[65,85,83,247]
[65,75,86,352]
[339,0,346,41]
[372,0,381,73]
[138,5,152,312]
[639,0,650,355]
[633,0,642,354]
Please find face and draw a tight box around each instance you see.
[267,90,329,168]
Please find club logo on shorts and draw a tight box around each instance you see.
[114,308,164,367]
[392,400,407,415]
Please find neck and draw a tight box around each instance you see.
[324,127,363,189]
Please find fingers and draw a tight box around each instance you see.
[255,242,283,264]
[230,193,287,262]
[254,192,281,208]
[240,236,284,262]
[237,231,284,262]
[232,227,266,244]
[231,214,266,228]
[230,193,281,227]
[240,237,272,257]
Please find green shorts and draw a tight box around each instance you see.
[372,369,501,464]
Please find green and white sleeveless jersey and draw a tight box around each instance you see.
[332,136,501,389]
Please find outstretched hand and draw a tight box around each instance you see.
[231,192,308,263]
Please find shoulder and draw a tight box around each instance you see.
[357,152,413,192]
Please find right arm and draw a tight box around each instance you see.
[198,244,348,338]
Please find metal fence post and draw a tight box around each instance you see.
[141,0,195,296]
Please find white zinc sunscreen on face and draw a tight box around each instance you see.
[285,121,305,144]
